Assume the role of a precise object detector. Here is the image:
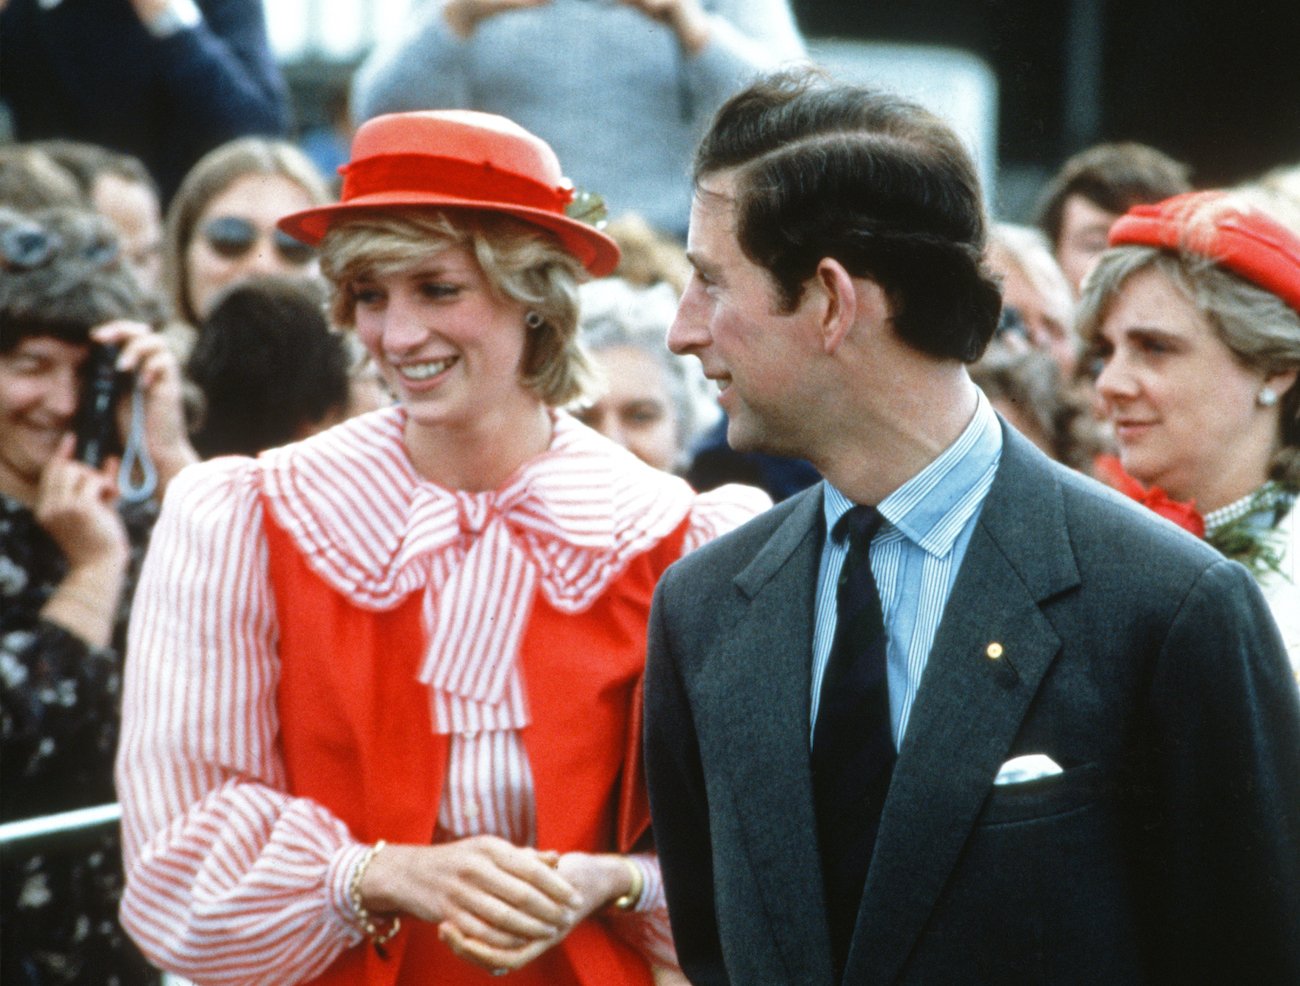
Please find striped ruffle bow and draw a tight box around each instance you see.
[259,406,696,735]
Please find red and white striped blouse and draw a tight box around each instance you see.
[115,408,768,985]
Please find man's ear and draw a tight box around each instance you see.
[813,257,888,354]
[813,257,856,354]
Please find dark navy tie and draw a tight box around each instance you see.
[812,505,897,980]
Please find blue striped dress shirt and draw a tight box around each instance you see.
[810,389,1003,747]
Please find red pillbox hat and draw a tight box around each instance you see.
[1108,190,1300,314]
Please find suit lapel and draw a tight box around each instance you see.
[846,428,1082,985]
[698,487,839,983]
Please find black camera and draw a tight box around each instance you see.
[73,344,129,467]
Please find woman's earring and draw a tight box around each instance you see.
[525,311,544,330]
[1258,386,1279,407]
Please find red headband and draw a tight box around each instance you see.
[339,154,574,215]
[1108,190,1300,314]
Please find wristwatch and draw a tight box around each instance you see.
[144,0,202,39]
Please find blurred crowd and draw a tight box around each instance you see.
[1,0,1298,983]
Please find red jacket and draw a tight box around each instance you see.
[266,509,686,986]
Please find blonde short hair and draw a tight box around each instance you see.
[319,210,596,406]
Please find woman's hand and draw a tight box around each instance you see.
[618,0,710,55]
[442,0,551,40]
[359,836,581,954]
[438,851,638,973]
[36,436,130,648]
[92,321,198,494]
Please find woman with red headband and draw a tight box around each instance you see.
[1077,190,1300,680]
[115,109,768,985]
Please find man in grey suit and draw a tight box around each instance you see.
[643,69,1300,985]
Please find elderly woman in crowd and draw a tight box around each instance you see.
[574,277,717,474]
[986,222,1078,377]
[1078,190,1300,677]
[0,206,194,984]
[115,109,768,986]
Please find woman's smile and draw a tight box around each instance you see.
[393,355,460,384]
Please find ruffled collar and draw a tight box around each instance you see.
[257,406,695,733]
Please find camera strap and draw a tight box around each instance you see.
[118,385,158,505]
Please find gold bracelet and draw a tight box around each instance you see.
[348,840,402,957]
[612,856,644,911]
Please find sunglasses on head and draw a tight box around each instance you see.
[200,216,315,265]
[1,222,119,271]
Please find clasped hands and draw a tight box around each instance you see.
[357,835,637,974]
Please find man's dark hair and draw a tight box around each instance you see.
[1035,142,1191,250]
[188,276,351,458]
[694,68,1002,364]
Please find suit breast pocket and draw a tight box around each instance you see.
[918,762,1144,982]
[978,761,1109,826]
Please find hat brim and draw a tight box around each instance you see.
[278,193,621,278]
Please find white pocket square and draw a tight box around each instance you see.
[994,753,1064,786]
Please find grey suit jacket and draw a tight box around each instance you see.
[645,424,1300,986]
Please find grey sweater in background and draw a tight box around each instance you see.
[351,0,805,239]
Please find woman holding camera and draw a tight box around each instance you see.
[0,205,196,984]
[1078,190,1300,677]
[116,110,767,986]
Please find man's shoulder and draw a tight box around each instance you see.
[1002,440,1218,561]
[664,484,818,588]
[1054,462,1219,565]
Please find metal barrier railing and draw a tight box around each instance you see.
[1,804,192,986]
[0,802,122,846]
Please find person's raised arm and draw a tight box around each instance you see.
[131,0,289,138]
[351,0,546,122]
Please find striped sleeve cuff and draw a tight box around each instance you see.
[626,852,664,914]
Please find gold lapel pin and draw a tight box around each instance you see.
[985,641,1018,687]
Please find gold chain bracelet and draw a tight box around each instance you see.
[348,840,402,957]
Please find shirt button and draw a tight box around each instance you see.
[464,802,480,819]
[462,730,478,740]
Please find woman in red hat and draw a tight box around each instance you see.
[1077,190,1300,681]
[115,109,769,986]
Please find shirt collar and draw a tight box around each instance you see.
[823,388,1002,557]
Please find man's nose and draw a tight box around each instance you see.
[667,282,708,355]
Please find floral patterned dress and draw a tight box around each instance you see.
[1,492,159,986]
